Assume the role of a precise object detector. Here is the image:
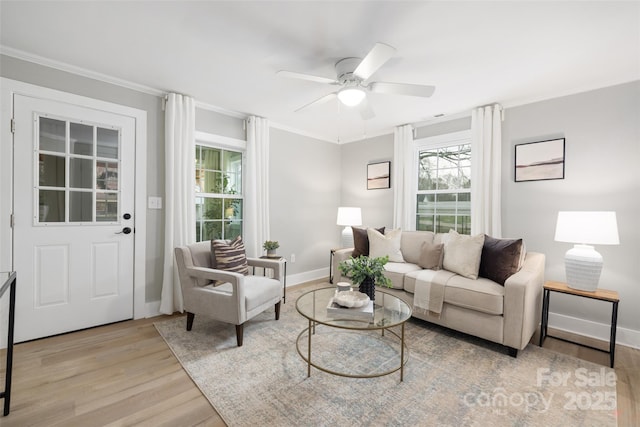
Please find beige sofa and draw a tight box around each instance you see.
[332,230,545,356]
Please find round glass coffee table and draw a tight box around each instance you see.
[295,286,412,381]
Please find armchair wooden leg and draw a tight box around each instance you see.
[235,324,244,347]
[275,301,281,320]
[186,312,195,331]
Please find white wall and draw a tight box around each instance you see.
[502,81,640,345]
[340,134,394,228]
[269,128,341,282]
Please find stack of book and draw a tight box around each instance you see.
[326,298,374,320]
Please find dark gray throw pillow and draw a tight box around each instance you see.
[479,235,523,286]
[351,226,385,257]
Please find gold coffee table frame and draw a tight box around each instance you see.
[295,287,411,381]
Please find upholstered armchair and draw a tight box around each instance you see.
[174,241,283,346]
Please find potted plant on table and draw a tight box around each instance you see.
[338,255,392,301]
[263,240,280,257]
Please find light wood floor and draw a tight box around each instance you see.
[0,295,637,426]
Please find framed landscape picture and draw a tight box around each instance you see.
[367,161,391,189]
[515,138,565,182]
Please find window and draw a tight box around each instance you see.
[37,115,121,224]
[415,131,471,235]
[195,144,243,242]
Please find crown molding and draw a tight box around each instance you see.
[1,45,249,120]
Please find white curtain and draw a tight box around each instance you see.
[160,93,195,314]
[471,104,502,237]
[245,116,270,258]
[392,124,415,230]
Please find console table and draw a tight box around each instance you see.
[0,271,16,416]
[539,280,619,368]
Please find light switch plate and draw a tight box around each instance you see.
[148,196,162,209]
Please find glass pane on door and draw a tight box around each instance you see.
[96,192,118,222]
[97,127,118,159]
[39,190,65,222]
[70,191,93,222]
[39,117,65,153]
[39,154,65,187]
[70,123,93,155]
[70,158,93,188]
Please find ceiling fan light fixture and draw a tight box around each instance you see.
[337,87,366,107]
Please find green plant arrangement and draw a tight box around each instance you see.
[338,255,391,300]
[262,241,280,251]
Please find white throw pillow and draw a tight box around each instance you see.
[443,230,485,279]
[367,228,405,262]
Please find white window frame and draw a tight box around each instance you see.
[412,130,472,233]
[194,131,246,242]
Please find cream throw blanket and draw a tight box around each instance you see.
[413,270,455,318]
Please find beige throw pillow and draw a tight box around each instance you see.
[418,240,444,270]
[367,228,404,262]
[443,230,485,279]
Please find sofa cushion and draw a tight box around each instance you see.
[399,231,435,265]
[383,262,422,289]
[352,226,385,258]
[479,235,524,285]
[443,275,505,315]
[418,240,444,270]
[443,230,485,279]
[368,228,404,262]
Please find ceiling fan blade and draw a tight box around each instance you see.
[369,82,436,98]
[277,70,338,85]
[295,92,337,112]
[353,43,396,80]
[358,98,375,120]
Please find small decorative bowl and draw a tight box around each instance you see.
[336,282,352,292]
[333,291,370,308]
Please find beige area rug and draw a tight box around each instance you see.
[155,285,618,426]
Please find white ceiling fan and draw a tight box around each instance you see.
[277,42,435,120]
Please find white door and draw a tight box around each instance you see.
[13,94,135,342]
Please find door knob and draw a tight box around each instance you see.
[116,227,132,235]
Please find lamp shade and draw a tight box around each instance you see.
[336,207,362,226]
[554,211,619,245]
[554,211,619,291]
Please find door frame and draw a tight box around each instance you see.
[0,77,147,321]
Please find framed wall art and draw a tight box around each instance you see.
[514,138,565,182]
[367,161,391,190]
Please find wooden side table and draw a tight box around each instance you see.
[539,280,619,368]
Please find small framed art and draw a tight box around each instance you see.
[367,161,391,190]
[514,138,565,182]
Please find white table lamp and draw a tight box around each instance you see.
[337,207,362,248]
[554,211,619,291]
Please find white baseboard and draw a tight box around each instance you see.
[146,300,162,318]
[285,267,328,287]
[548,311,640,350]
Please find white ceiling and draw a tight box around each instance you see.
[1,1,639,143]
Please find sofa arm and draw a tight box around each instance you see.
[332,248,354,284]
[503,252,545,350]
